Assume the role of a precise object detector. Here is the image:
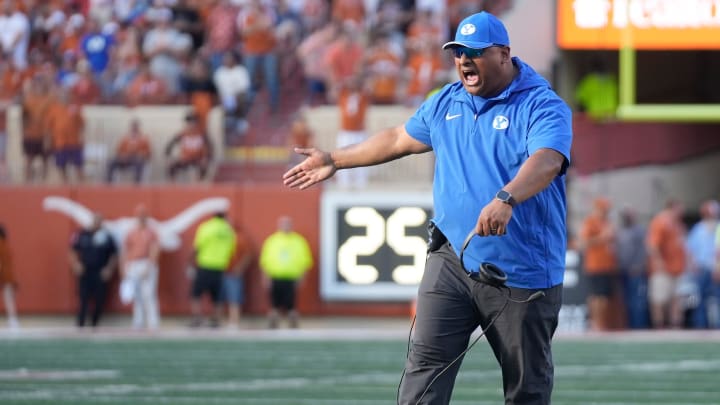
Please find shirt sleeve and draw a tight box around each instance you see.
[646,218,663,250]
[404,94,438,147]
[527,95,573,175]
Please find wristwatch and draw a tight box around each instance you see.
[495,190,517,207]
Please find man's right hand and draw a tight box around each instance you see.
[282,148,336,189]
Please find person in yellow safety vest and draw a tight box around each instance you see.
[189,211,237,328]
[575,58,618,122]
[259,215,313,329]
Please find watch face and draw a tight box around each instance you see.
[496,190,510,201]
[496,190,515,206]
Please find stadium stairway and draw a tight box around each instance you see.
[213,69,307,184]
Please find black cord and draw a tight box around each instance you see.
[396,315,416,404]
[413,292,509,405]
[399,231,544,405]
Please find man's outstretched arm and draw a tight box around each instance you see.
[283,124,431,190]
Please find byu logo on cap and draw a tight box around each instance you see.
[493,115,509,130]
[460,23,476,35]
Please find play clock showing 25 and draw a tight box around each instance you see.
[320,190,433,301]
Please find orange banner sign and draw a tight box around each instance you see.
[557,0,720,49]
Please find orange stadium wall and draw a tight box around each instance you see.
[0,184,391,317]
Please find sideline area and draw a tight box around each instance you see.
[4,315,720,342]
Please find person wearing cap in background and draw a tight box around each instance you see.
[578,197,617,331]
[283,10,572,404]
[188,210,237,328]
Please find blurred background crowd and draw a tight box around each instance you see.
[0,0,504,185]
[576,197,720,332]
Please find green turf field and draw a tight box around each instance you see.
[1,337,719,404]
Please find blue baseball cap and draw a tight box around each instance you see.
[442,11,510,50]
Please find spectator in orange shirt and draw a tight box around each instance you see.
[70,58,101,105]
[57,14,85,58]
[406,7,444,53]
[323,24,364,102]
[124,62,170,106]
[106,119,152,184]
[646,199,687,329]
[238,0,280,113]
[365,32,402,105]
[0,223,19,330]
[165,111,213,182]
[405,40,446,107]
[1,58,29,99]
[20,74,53,182]
[335,76,370,188]
[579,197,618,331]
[46,89,85,183]
[332,0,365,27]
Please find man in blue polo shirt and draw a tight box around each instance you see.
[283,11,572,405]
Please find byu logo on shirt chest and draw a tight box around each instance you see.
[492,115,509,130]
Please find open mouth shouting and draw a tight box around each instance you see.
[462,65,481,87]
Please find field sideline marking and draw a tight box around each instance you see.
[0,369,120,380]
[3,357,720,401]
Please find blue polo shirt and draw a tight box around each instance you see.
[405,57,573,289]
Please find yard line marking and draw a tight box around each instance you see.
[555,358,720,376]
[0,368,120,380]
[2,359,720,403]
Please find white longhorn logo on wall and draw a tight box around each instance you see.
[42,196,231,251]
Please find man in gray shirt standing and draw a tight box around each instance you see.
[616,206,649,329]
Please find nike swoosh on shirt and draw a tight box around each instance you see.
[445,113,462,120]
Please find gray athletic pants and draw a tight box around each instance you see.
[398,241,562,405]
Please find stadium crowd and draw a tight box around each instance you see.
[577,198,720,332]
[0,0,519,184]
